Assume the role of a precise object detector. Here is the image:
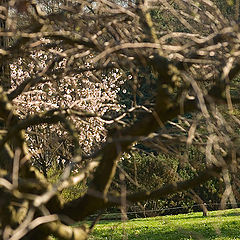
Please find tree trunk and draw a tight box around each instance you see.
[0,0,10,91]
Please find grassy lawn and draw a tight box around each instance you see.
[89,208,240,240]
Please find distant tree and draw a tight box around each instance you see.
[1,0,240,239]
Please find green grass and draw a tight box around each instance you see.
[89,208,240,240]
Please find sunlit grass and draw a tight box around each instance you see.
[89,208,240,240]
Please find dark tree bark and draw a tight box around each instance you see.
[0,0,10,91]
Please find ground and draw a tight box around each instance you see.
[89,208,240,240]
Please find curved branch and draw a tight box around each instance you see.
[60,159,225,221]
[0,108,85,157]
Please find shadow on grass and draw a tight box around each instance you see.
[95,211,240,225]
[166,212,240,221]
[93,209,240,225]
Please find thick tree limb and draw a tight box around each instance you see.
[60,157,226,220]
[27,221,89,240]
[126,165,223,203]
[59,61,240,221]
